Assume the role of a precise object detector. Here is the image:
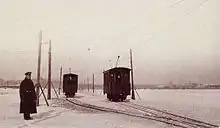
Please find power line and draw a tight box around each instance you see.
[168,0,186,9]
[104,0,212,71]
[184,0,210,16]
[132,0,211,53]
[87,0,189,52]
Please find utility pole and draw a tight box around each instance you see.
[92,74,95,93]
[59,66,62,95]
[36,31,42,106]
[47,40,52,100]
[87,77,89,92]
[39,40,58,101]
[130,49,135,100]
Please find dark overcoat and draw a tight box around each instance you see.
[19,78,37,114]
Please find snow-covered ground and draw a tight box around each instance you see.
[133,89,220,125]
[0,88,170,128]
[0,88,219,128]
[75,89,220,125]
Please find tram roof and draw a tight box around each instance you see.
[103,67,131,74]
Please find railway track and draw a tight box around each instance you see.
[120,102,219,128]
[65,98,219,128]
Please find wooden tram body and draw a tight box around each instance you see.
[63,73,78,97]
[103,67,131,101]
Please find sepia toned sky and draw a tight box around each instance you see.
[0,0,219,84]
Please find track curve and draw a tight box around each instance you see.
[65,98,219,128]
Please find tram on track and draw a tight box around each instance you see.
[103,67,131,102]
[63,73,78,97]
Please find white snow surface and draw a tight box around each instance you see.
[0,88,219,128]
[0,88,169,128]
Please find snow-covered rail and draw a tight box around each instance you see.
[65,98,218,128]
[120,102,219,128]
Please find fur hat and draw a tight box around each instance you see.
[25,72,32,76]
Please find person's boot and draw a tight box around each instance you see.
[27,114,33,120]
[24,113,29,120]
[24,113,32,120]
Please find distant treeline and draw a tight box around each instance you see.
[155,85,220,89]
[0,85,19,89]
[1,78,220,90]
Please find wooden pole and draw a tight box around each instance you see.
[59,66,62,95]
[92,74,94,93]
[130,49,135,100]
[87,77,89,92]
[47,40,52,100]
[36,31,42,106]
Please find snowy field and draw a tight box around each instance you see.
[0,88,169,128]
[133,89,220,125]
[0,88,219,128]
[76,89,220,125]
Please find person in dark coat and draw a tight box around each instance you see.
[19,72,37,120]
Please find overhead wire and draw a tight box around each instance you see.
[112,0,212,68]
[87,0,188,53]
[60,0,189,73]
[110,0,190,67]
[132,0,211,53]
[103,0,212,72]
[168,0,186,9]
[86,0,192,71]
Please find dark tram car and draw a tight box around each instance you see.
[63,73,78,98]
[103,67,131,102]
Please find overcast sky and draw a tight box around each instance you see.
[0,0,219,84]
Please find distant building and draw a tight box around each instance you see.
[0,78,4,85]
[204,84,220,89]
[181,81,200,89]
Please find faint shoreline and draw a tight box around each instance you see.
[1,85,220,90]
